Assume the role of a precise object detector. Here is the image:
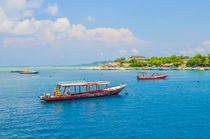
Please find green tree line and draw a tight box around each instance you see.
[186,54,210,67]
[114,54,210,67]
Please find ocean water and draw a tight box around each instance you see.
[0,69,209,138]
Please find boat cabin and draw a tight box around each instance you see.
[39,81,127,101]
[50,81,110,97]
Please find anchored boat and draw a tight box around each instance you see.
[39,81,127,101]
[137,72,168,80]
[11,70,39,74]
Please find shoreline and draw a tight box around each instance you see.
[79,66,210,71]
[0,66,210,71]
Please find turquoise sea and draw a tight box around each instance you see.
[0,68,210,138]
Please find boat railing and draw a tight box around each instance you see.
[58,81,110,86]
[58,81,86,85]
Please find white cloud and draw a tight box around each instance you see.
[0,0,145,48]
[3,37,36,48]
[0,0,42,18]
[86,16,96,22]
[118,49,127,55]
[194,47,205,53]
[1,17,144,46]
[202,41,210,46]
[1,0,41,10]
[178,41,210,56]
[13,19,36,35]
[0,8,14,32]
[45,4,58,16]
[69,24,86,40]
[179,46,210,56]
[131,48,139,55]
[86,28,144,44]
[51,18,71,33]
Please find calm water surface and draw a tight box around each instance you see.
[0,69,209,138]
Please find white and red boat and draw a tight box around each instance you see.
[39,81,126,101]
[137,72,168,80]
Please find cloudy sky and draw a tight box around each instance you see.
[0,0,210,66]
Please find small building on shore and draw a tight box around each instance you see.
[105,62,130,67]
[123,63,130,67]
[128,56,147,62]
[106,62,120,67]
[161,63,174,67]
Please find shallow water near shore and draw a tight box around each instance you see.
[0,69,210,138]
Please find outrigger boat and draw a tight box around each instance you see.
[137,72,168,80]
[39,81,127,101]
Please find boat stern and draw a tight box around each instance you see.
[38,92,51,101]
[38,96,45,100]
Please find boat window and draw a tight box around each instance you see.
[58,87,64,94]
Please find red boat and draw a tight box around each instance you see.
[137,72,168,80]
[39,81,126,101]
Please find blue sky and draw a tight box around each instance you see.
[0,0,210,66]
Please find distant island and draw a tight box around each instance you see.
[81,54,210,70]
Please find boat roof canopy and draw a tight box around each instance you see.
[137,72,159,74]
[57,81,110,87]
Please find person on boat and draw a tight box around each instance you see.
[67,88,71,95]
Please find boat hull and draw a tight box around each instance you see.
[137,75,168,80]
[11,70,22,73]
[20,71,39,74]
[39,85,126,101]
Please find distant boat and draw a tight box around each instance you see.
[39,81,126,101]
[11,70,39,74]
[137,72,168,80]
